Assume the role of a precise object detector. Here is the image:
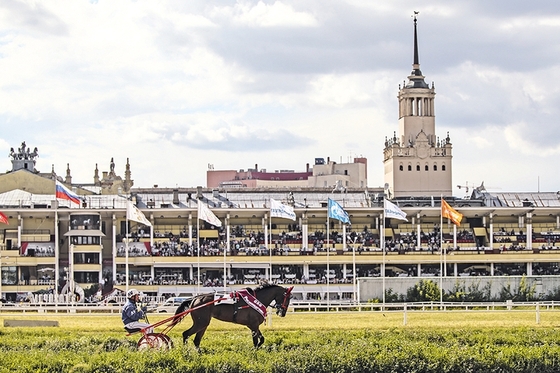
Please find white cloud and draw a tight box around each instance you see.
[1,1,560,193]
[216,1,319,28]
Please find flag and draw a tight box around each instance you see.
[126,201,152,227]
[442,198,463,226]
[55,180,82,205]
[270,199,296,221]
[327,198,350,224]
[384,199,408,221]
[0,211,8,225]
[198,202,222,227]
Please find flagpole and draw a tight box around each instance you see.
[224,214,229,293]
[270,213,272,282]
[54,206,59,306]
[439,197,443,305]
[197,214,200,294]
[125,211,129,294]
[352,236,356,304]
[381,211,385,306]
[326,213,330,309]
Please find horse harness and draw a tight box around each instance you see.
[231,288,261,322]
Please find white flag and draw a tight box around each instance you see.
[126,201,152,226]
[270,199,296,221]
[198,202,222,227]
[384,199,408,221]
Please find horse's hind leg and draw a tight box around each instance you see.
[182,325,200,345]
[193,327,208,350]
[182,309,212,347]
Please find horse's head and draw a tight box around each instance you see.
[273,286,293,317]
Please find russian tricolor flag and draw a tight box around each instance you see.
[0,211,8,225]
[55,180,82,205]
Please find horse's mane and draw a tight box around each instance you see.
[254,282,277,292]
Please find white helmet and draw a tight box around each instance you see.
[127,289,140,298]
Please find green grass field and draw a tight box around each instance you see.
[2,308,559,331]
[2,310,560,372]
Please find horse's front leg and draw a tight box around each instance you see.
[251,328,264,348]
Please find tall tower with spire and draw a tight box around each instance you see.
[383,14,452,198]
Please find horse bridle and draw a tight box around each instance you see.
[275,286,293,315]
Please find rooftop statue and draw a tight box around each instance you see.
[9,142,39,161]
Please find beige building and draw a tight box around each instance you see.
[307,157,367,190]
[383,16,452,198]
[207,157,367,190]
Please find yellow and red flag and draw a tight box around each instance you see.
[441,199,463,226]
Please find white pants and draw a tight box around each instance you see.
[125,321,153,334]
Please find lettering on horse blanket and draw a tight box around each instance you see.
[217,289,267,320]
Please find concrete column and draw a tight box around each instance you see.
[527,212,532,251]
[302,214,308,250]
[489,213,494,250]
[188,213,193,247]
[416,214,421,250]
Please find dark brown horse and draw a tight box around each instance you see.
[174,284,293,349]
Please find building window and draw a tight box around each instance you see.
[408,165,412,171]
[433,164,438,171]
[425,165,429,171]
[416,165,420,171]
[399,165,403,171]
[442,164,446,171]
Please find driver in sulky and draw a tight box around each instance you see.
[122,289,153,333]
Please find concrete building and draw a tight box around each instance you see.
[207,157,367,190]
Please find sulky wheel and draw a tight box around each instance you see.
[137,333,173,351]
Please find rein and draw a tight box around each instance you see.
[276,286,293,314]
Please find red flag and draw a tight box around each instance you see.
[0,211,8,225]
[441,199,463,226]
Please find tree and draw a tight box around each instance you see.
[406,279,440,302]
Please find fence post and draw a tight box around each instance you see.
[536,303,540,325]
[403,303,407,326]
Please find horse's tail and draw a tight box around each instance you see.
[170,297,194,326]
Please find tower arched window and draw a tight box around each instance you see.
[442,164,446,171]
[433,164,438,171]
[408,165,412,171]
[416,164,420,171]
[425,164,429,171]
[399,165,403,171]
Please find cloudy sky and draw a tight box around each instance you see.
[1,0,559,196]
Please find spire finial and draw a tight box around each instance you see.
[412,11,420,66]
[405,11,428,88]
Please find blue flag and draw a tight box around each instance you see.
[328,198,350,224]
